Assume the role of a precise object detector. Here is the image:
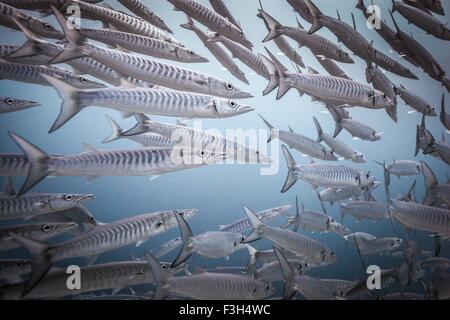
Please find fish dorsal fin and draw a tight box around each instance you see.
[3,177,16,196]
[351,12,357,30]
[288,125,294,132]
[336,10,342,21]
[296,17,304,29]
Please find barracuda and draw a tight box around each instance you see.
[340,201,390,222]
[117,0,173,33]
[168,0,252,49]
[0,261,182,300]
[305,0,416,79]
[0,96,39,114]
[286,0,314,24]
[180,17,248,84]
[258,9,353,64]
[122,115,270,164]
[313,53,351,79]
[0,222,77,252]
[42,74,253,132]
[0,2,62,39]
[313,116,365,163]
[0,62,105,89]
[8,132,225,195]
[280,145,374,193]
[67,1,182,46]
[242,206,337,265]
[0,259,32,285]
[209,0,242,30]
[219,205,292,233]
[395,85,437,116]
[261,49,394,112]
[259,114,337,161]
[10,208,198,297]
[392,0,450,40]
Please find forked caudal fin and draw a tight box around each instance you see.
[304,0,325,34]
[8,233,52,298]
[258,53,279,96]
[273,246,297,300]
[281,145,298,193]
[121,114,150,137]
[257,8,282,42]
[8,132,51,196]
[258,113,276,143]
[263,48,293,100]
[171,212,194,268]
[312,116,324,143]
[145,252,169,300]
[103,115,124,144]
[39,73,83,133]
[241,206,263,243]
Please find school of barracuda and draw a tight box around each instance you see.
[0,0,449,300]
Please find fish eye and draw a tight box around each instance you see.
[42,224,52,232]
[161,264,168,270]
[90,216,95,222]
[18,260,28,267]
[65,194,74,201]
[5,98,15,105]
[366,173,370,178]
[44,23,53,30]
[253,287,258,293]
[230,101,236,107]
[265,284,270,291]
[188,50,194,55]
[256,150,260,155]
[199,150,207,157]
[80,77,88,83]
[226,83,233,90]
[156,220,164,228]
[331,251,335,256]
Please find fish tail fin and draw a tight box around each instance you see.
[442,78,450,94]
[258,53,280,96]
[171,212,194,268]
[242,206,263,243]
[179,15,195,30]
[292,196,300,232]
[5,18,47,59]
[273,246,297,300]
[355,0,364,10]
[312,116,324,142]
[245,244,258,265]
[9,233,52,297]
[385,104,398,123]
[258,113,275,143]
[264,48,292,99]
[257,8,281,42]
[316,190,327,214]
[102,115,123,144]
[374,160,390,186]
[144,252,169,300]
[8,132,51,195]
[304,0,324,34]
[281,145,298,193]
[39,73,82,133]
[440,93,447,126]
[382,161,397,233]
[49,5,87,64]
[121,114,149,136]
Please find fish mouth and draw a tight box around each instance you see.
[20,100,41,109]
[60,222,78,232]
[78,194,96,202]
[234,91,254,99]
[237,104,254,114]
[195,56,210,63]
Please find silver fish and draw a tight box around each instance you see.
[0,261,181,300]
[421,160,450,206]
[376,159,421,186]
[246,246,313,266]
[280,145,374,193]
[146,252,274,300]
[257,4,305,68]
[365,63,398,122]
[423,132,450,165]
[356,237,403,256]
[260,114,337,161]
[305,0,417,79]
[254,259,310,283]
[318,183,379,207]
[13,208,198,296]
[0,222,77,252]
[262,49,394,112]
[0,44,52,65]
[274,247,352,300]
[0,96,39,114]
[103,115,173,148]
[395,85,437,116]
[415,115,436,156]
[208,33,270,80]
[287,0,314,24]
[76,28,206,63]
[117,0,173,33]
[209,0,242,30]
[219,205,292,233]
[0,2,62,39]
[0,259,31,285]
[340,201,390,222]
[0,0,102,10]
[168,0,252,49]
[42,74,253,132]
[355,0,419,67]
[180,17,248,84]
[122,115,270,164]
[327,105,383,141]
[313,53,351,79]
[392,1,450,40]
[68,1,181,46]
[283,196,350,236]
[0,190,95,220]
[242,206,337,265]
[0,62,105,89]
[389,11,448,89]
[313,116,365,163]
[258,9,353,63]
[8,132,225,195]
